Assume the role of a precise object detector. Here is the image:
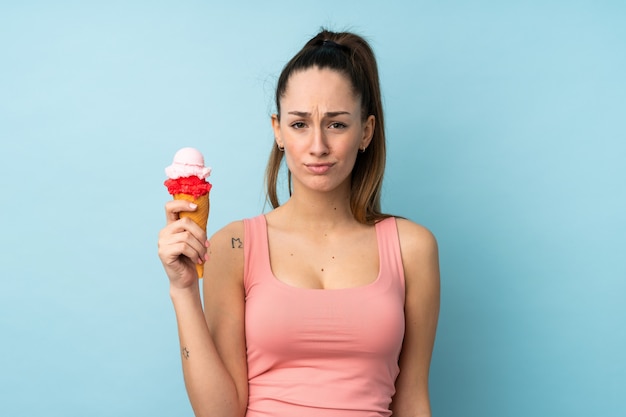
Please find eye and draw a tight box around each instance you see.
[329,122,347,129]
[291,121,306,129]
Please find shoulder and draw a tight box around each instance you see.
[211,219,245,240]
[207,220,246,278]
[210,219,247,248]
[393,217,439,288]
[394,217,438,258]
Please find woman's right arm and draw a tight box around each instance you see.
[158,201,248,417]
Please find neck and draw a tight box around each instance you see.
[277,185,356,230]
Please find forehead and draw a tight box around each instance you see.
[281,67,359,110]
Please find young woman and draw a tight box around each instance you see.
[158,29,440,417]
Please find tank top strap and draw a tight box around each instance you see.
[243,214,270,292]
[375,217,406,292]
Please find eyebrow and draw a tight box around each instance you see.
[287,111,351,118]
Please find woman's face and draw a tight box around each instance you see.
[272,67,374,196]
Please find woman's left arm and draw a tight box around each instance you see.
[390,218,441,417]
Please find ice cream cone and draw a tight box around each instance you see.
[164,147,212,279]
[174,193,210,278]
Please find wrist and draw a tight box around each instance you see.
[169,281,200,300]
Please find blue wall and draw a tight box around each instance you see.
[1,1,624,416]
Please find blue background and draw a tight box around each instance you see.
[1,1,624,416]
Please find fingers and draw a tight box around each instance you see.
[161,232,206,264]
[160,200,209,265]
[165,200,199,224]
[159,223,209,266]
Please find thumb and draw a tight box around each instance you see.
[165,200,198,224]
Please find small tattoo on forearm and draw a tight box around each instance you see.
[231,237,243,249]
[182,347,190,359]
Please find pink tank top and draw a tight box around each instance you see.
[243,215,406,417]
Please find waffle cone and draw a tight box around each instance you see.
[173,193,210,278]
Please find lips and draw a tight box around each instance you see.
[305,163,334,174]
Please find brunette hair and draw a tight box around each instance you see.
[265,29,389,224]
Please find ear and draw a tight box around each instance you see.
[360,115,375,150]
[271,114,283,148]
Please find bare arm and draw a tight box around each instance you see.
[158,201,247,417]
[390,219,441,417]
[201,221,248,415]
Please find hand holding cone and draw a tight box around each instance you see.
[164,147,212,278]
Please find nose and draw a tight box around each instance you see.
[309,127,329,157]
